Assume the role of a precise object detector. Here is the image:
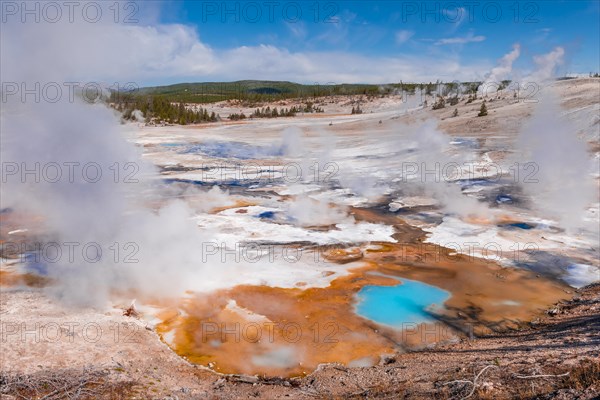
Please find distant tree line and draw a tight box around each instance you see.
[228,112,247,120]
[229,102,324,121]
[251,106,299,118]
[129,81,435,104]
[110,93,219,125]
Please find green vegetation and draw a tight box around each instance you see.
[466,93,477,104]
[423,82,436,96]
[129,80,418,104]
[478,101,488,117]
[110,93,218,125]
[299,102,324,113]
[247,102,323,119]
[432,96,445,110]
[498,79,512,90]
[463,82,480,94]
[108,79,489,125]
[113,80,485,105]
[351,104,363,114]
[228,112,246,121]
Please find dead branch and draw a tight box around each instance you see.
[349,388,371,397]
[443,364,498,400]
[1,367,136,400]
[513,372,570,379]
[223,374,299,387]
[224,374,259,384]
[298,388,320,397]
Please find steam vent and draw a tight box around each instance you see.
[1,2,599,398]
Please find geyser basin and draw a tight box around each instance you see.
[354,278,450,327]
[181,140,283,159]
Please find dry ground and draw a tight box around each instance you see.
[2,78,599,399]
[1,284,598,399]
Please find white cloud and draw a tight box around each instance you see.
[215,45,490,83]
[395,30,414,45]
[1,18,491,85]
[436,32,486,45]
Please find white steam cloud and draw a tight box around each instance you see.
[403,121,489,217]
[479,44,521,96]
[516,89,595,232]
[477,45,566,97]
[522,47,565,85]
[0,15,222,306]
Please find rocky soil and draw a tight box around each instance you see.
[1,283,598,399]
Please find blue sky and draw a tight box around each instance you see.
[6,1,595,86]
[131,0,599,85]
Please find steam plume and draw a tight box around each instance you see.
[479,44,521,96]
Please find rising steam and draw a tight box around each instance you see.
[479,44,521,96]
[522,47,565,85]
[0,17,219,306]
[516,89,595,232]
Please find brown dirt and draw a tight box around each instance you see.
[1,284,597,399]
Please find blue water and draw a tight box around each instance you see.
[450,137,480,149]
[355,278,450,327]
[456,178,497,188]
[496,194,513,204]
[501,222,534,230]
[160,143,183,147]
[257,211,277,219]
[24,253,48,275]
[163,178,248,187]
[180,141,283,160]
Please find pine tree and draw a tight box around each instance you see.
[478,101,488,117]
[432,96,445,110]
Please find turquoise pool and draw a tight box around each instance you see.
[354,278,450,328]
